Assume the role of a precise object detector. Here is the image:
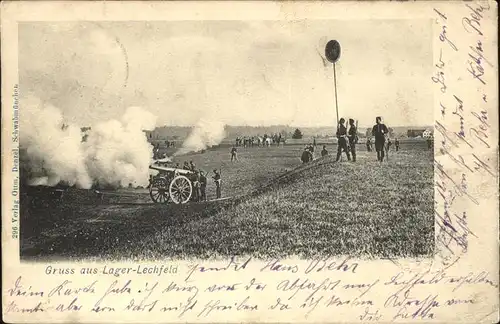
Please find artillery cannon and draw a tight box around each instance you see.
[149,163,195,204]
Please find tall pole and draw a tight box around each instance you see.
[333,62,339,126]
[333,62,341,161]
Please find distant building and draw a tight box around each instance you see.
[407,129,426,138]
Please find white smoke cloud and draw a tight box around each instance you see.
[175,118,226,156]
[20,95,157,189]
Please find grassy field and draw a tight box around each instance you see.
[20,141,434,261]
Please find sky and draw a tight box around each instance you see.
[19,19,433,128]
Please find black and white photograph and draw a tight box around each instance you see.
[19,19,435,261]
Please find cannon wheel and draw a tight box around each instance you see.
[149,178,170,203]
[169,175,192,204]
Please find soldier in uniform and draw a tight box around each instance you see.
[336,118,351,162]
[231,146,238,162]
[347,118,358,162]
[301,147,313,163]
[199,170,207,201]
[366,137,372,152]
[395,138,400,151]
[189,161,196,171]
[385,138,392,160]
[192,170,201,202]
[371,116,389,162]
[183,161,190,170]
[321,145,328,157]
[212,169,221,199]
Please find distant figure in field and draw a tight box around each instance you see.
[366,137,372,152]
[212,169,222,199]
[372,116,389,162]
[230,146,238,162]
[427,136,433,149]
[301,147,313,164]
[336,118,351,162]
[348,118,358,162]
[313,137,317,148]
[385,138,392,161]
[395,138,400,151]
[199,170,207,201]
[321,145,328,157]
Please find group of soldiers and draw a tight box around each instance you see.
[152,142,177,159]
[336,116,394,162]
[300,116,405,164]
[235,133,283,147]
[174,161,222,201]
[336,116,399,162]
[300,141,330,163]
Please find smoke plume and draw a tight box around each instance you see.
[175,118,226,156]
[20,95,157,189]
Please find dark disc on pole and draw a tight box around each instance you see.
[325,40,341,63]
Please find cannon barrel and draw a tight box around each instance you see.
[149,164,193,175]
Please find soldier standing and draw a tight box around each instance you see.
[189,161,196,171]
[395,138,400,151]
[192,170,201,202]
[347,118,358,162]
[371,116,389,162]
[212,169,221,199]
[385,138,392,160]
[321,145,328,157]
[231,146,238,162]
[336,118,351,162]
[366,137,372,152]
[199,171,207,201]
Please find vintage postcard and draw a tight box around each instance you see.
[1,0,498,323]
